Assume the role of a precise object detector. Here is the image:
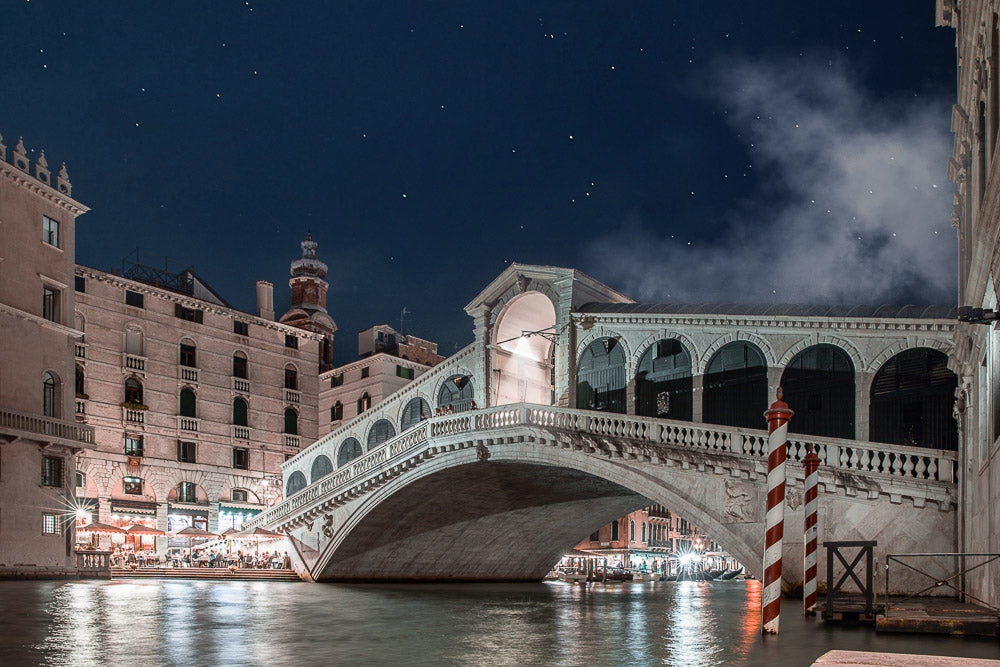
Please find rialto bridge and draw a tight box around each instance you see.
[246,265,960,590]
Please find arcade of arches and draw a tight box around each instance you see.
[575,339,957,451]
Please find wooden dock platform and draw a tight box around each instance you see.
[813,650,1000,665]
[876,598,999,637]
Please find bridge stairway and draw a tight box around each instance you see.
[111,567,301,582]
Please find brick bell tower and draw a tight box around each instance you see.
[279,233,337,371]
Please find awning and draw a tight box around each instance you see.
[110,500,158,515]
[219,505,262,515]
[78,521,126,535]
[125,524,166,536]
[168,504,209,517]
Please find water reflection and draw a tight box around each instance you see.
[0,579,996,666]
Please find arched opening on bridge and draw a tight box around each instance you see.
[703,342,767,429]
[367,419,396,450]
[490,291,556,406]
[439,375,475,412]
[635,339,692,421]
[576,337,626,413]
[286,471,307,497]
[338,437,363,467]
[400,397,431,431]
[780,344,855,439]
[311,454,334,483]
[870,348,957,450]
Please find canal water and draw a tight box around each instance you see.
[0,579,997,666]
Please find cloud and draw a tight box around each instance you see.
[584,57,956,306]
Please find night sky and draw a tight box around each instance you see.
[3,2,958,363]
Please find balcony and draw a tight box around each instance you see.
[75,398,87,422]
[123,406,146,426]
[74,342,87,359]
[179,416,199,433]
[284,434,301,448]
[0,407,95,446]
[232,377,251,394]
[179,366,199,384]
[284,389,300,403]
[232,425,252,441]
[123,353,146,373]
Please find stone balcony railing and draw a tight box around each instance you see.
[0,407,95,445]
[248,403,960,532]
[179,366,199,384]
[232,425,251,441]
[74,342,87,359]
[285,434,301,448]
[123,353,146,373]
[285,389,300,404]
[123,406,145,425]
[75,398,87,421]
[232,377,251,394]
[75,550,111,573]
[179,416,199,433]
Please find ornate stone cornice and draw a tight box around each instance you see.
[0,159,89,216]
[572,312,954,334]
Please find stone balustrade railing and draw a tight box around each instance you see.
[75,550,111,571]
[0,407,95,445]
[247,403,957,532]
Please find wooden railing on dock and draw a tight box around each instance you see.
[823,540,877,622]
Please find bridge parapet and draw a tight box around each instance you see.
[250,403,957,533]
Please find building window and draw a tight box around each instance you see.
[396,365,414,380]
[233,320,249,336]
[178,481,196,503]
[42,286,59,322]
[125,290,144,308]
[75,365,85,397]
[41,456,63,487]
[74,275,86,293]
[124,435,144,457]
[42,372,58,417]
[177,441,197,463]
[179,343,197,368]
[179,388,196,417]
[123,476,143,495]
[232,489,248,502]
[42,216,60,247]
[124,377,143,405]
[283,408,298,435]
[360,367,370,379]
[233,447,249,470]
[611,520,619,541]
[357,393,371,414]
[331,401,343,421]
[174,304,203,323]
[590,530,600,542]
[330,374,343,388]
[284,367,298,390]
[285,334,298,349]
[233,352,248,379]
[232,398,248,426]
[42,513,61,535]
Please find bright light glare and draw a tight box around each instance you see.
[679,553,699,566]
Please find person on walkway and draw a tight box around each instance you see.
[282,552,291,569]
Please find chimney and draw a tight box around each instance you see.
[256,280,274,320]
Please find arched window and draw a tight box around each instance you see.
[310,455,333,483]
[75,365,85,397]
[400,397,431,431]
[642,522,647,543]
[630,520,635,541]
[357,393,371,414]
[611,519,620,541]
[179,339,197,368]
[283,407,298,435]
[42,371,58,417]
[870,348,957,450]
[635,339,692,420]
[438,375,474,412]
[179,388,196,418]
[781,344,855,439]
[74,311,85,338]
[703,341,767,428]
[367,419,396,450]
[124,377,144,405]
[233,397,248,426]
[337,438,363,467]
[125,327,143,356]
[284,365,298,390]
[576,338,626,413]
[233,352,248,379]
[285,471,307,497]
[331,401,343,422]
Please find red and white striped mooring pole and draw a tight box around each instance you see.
[802,443,821,616]
[762,387,793,635]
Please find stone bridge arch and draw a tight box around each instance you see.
[308,440,763,582]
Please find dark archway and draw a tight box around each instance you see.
[338,438,363,467]
[179,387,196,418]
[703,342,767,428]
[284,407,298,435]
[311,455,334,483]
[870,348,957,450]
[286,471,307,497]
[438,375,474,412]
[576,337,626,413]
[367,418,396,450]
[233,397,249,427]
[635,339,692,421]
[780,344,855,439]
[401,397,431,431]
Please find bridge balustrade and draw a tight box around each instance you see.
[247,402,957,532]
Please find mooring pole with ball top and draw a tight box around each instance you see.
[762,387,793,634]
